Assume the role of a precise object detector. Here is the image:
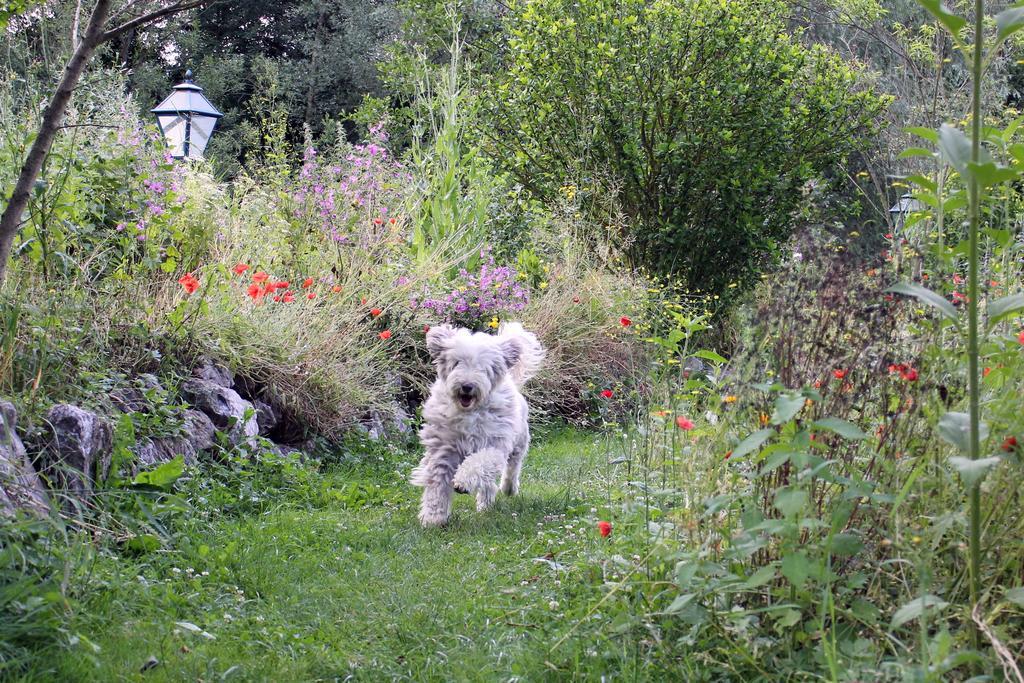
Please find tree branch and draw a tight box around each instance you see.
[100,0,208,43]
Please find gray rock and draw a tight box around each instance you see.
[181,379,257,447]
[192,359,233,389]
[183,409,216,452]
[110,387,147,413]
[133,437,197,469]
[359,403,413,441]
[0,400,50,516]
[131,409,216,472]
[254,400,280,436]
[42,404,112,499]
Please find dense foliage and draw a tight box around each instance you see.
[480,0,888,298]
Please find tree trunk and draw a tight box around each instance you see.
[0,0,112,284]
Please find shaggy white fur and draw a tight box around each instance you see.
[410,322,545,527]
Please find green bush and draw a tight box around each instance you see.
[481,0,888,300]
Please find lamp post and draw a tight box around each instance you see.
[888,192,924,232]
[151,70,223,160]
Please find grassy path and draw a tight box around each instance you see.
[24,430,680,682]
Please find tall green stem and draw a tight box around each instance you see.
[966,0,983,628]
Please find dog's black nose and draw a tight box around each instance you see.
[460,383,475,395]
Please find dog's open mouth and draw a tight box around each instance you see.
[458,395,474,408]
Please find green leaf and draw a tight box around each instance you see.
[774,487,808,518]
[891,594,949,629]
[886,282,958,322]
[898,147,935,159]
[830,533,864,557]
[771,393,805,425]
[949,456,1001,488]
[917,0,967,38]
[965,161,1019,189]
[996,5,1024,43]
[663,593,697,614]
[125,534,161,554]
[905,126,939,143]
[693,349,727,365]
[781,552,810,589]
[937,123,971,173]
[987,293,1024,327]
[742,564,777,589]
[731,428,774,459]
[813,417,868,440]
[1005,587,1024,607]
[937,412,988,452]
[132,456,185,491]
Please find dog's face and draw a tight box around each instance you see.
[426,325,521,410]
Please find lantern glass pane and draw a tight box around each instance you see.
[187,115,217,158]
[157,114,186,157]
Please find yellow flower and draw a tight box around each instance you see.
[487,317,500,329]
[539,281,548,289]
[722,395,737,403]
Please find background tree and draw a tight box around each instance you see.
[479,0,888,301]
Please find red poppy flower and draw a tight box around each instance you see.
[884,233,893,239]
[232,263,250,275]
[619,316,632,327]
[901,368,918,382]
[424,325,431,334]
[600,389,613,399]
[275,280,289,290]
[572,296,581,304]
[953,274,964,285]
[252,271,269,284]
[1002,436,1018,452]
[389,217,397,225]
[597,521,612,537]
[273,296,281,302]
[361,297,367,305]
[178,273,200,295]
[373,217,384,226]
[983,367,992,378]
[370,308,382,317]
[378,330,392,340]
[675,416,695,430]
[1018,329,1024,345]
[724,450,733,460]
[301,277,314,289]
[332,285,342,293]
[833,369,846,380]
[952,291,967,304]
[247,283,263,300]
[307,292,316,300]
[813,379,822,388]
[283,291,295,303]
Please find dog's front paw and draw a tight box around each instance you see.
[475,485,497,512]
[418,508,450,528]
[500,476,519,496]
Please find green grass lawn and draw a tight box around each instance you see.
[22,429,689,682]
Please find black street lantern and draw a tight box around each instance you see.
[151,70,223,160]
[888,192,924,230]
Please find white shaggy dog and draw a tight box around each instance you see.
[410,322,545,527]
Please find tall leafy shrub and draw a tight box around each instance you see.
[481,0,887,299]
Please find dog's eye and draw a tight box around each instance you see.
[451,360,460,368]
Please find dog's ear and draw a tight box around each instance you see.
[426,324,456,359]
[499,338,522,370]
